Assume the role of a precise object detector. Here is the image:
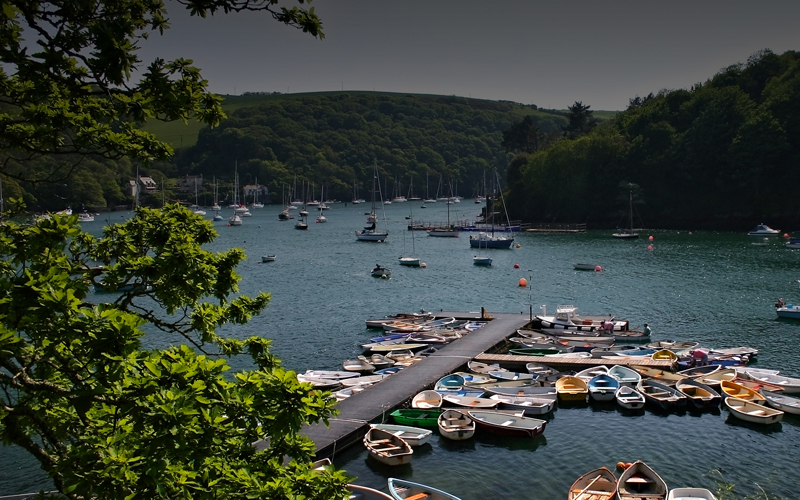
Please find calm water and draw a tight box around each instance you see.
[3,202,800,498]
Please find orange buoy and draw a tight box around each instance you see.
[421,262,427,268]
[625,462,633,469]
[515,243,521,248]
[616,462,626,470]
[594,266,602,272]
[518,278,528,287]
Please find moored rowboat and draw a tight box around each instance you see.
[363,427,413,466]
[568,466,618,500]
[467,410,547,438]
[725,397,784,424]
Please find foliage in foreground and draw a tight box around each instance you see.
[0,204,349,499]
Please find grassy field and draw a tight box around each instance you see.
[140,91,620,150]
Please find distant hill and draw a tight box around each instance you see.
[170,91,603,203]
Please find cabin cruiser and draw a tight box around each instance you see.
[747,223,780,236]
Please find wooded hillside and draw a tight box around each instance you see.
[507,49,800,231]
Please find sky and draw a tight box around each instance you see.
[138,1,800,111]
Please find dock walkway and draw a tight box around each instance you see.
[295,311,671,460]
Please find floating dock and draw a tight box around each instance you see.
[294,311,671,461]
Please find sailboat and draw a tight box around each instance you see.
[399,204,421,266]
[211,177,221,211]
[251,177,264,208]
[192,178,206,215]
[213,177,224,220]
[612,189,639,239]
[427,181,460,237]
[352,180,365,204]
[424,172,436,204]
[469,170,514,249]
[356,159,389,242]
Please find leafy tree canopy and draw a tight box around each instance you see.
[0,0,322,196]
[508,49,800,230]
[0,203,350,499]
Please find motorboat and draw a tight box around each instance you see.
[747,223,780,236]
[261,254,276,263]
[371,265,391,278]
[533,304,629,332]
[775,298,800,319]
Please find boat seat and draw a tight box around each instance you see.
[405,493,430,500]
[500,419,515,426]
[626,476,654,484]
[376,445,402,451]
[747,409,767,415]
[647,391,669,397]
[372,439,393,444]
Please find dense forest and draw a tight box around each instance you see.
[508,49,800,230]
[5,49,800,231]
[175,93,567,203]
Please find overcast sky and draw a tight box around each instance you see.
[139,0,800,111]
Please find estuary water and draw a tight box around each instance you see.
[2,201,800,499]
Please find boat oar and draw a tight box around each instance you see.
[574,475,602,500]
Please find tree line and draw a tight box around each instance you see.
[504,49,800,231]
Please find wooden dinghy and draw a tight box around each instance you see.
[675,378,722,409]
[725,397,784,424]
[588,374,620,402]
[556,375,589,402]
[631,366,685,385]
[525,362,560,377]
[575,365,610,382]
[390,408,443,428]
[348,484,394,500]
[434,374,465,392]
[343,357,375,374]
[437,409,476,441]
[637,379,688,410]
[369,423,433,447]
[484,385,558,400]
[341,374,386,388]
[411,390,444,409]
[607,365,642,386]
[676,365,720,378]
[387,478,463,500]
[745,372,800,394]
[731,376,786,394]
[568,466,618,500]
[441,394,499,408]
[617,460,668,500]
[720,380,766,404]
[453,371,495,385]
[488,394,556,416]
[369,353,395,370]
[363,427,413,466]
[694,368,736,388]
[487,370,536,382]
[760,390,800,415]
[467,360,507,374]
[467,410,547,438]
[666,488,718,500]
[615,385,646,410]
[651,349,679,362]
